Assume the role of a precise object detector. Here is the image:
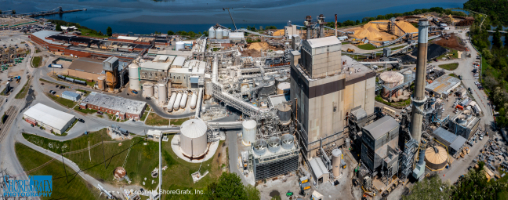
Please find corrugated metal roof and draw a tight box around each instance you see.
[62,91,80,98]
[351,107,367,120]
[305,36,341,48]
[23,103,75,131]
[425,75,460,94]
[433,127,457,145]
[180,119,207,138]
[450,136,467,151]
[363,116,399,139]
[309,157,328,178]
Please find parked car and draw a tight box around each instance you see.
[97,111,103,115]
[78,118,85,123]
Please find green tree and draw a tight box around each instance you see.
[11,10,15,14]
[106,26,112,36]
[376,15,385,20]
[403,175,453,200]
[167,30,174,35]
[56,24,62,31]
[0,10,2,14]
[452,162,508,199]
[356,20,361,25]
[493,29,502,48]
[245,185,260,200]
[188,31,195,37]
[482,49,493,60]
[209,172,247,199]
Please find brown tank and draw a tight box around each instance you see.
[106,71,116,92]
[97,76,106,91]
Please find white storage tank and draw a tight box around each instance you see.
[180,119,209,158]
[277,82,290,95]
[175,41,185,51]
[157,83,167,105]
[242,120,257,145]
[142,82,153,98]
[208,26,215,39]
[332,149,342,178]
[180,92,188,109]
[222,28,229,38]
[167,92,176,112]
[190,93,198,109]
[216,28,223,39]
[128,62,140,91]
[173,93,182,111]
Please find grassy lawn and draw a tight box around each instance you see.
[76,89,90,96]
[65,119,78,133]
[375,95,411,109]
[438,63,459,71]
[449,73,458,78]
[74,106,99,115]
[171,118,189,126]
[31,56,41,68]
[39,78,59,85]
[79,28,109,38]
[48,93,77,108]
[140,111,149,121]
[145,113,169,126]
[15,143,102,200]
[15,78,31,99]
[357,43,377,50]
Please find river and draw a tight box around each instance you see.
[2,0,467,34]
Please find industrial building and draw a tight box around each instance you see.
[79,92,146,120]
[290,36,376,158]
[425,75,461,98]
[67,58,105,81]
[138,58,173,81]
[432,127,467,157]
[23,103,76,134]
[449,111,480,140]
[61,91,81,101]
[169,60,206,88]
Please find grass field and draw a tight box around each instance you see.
[15,143,102,199]
[146,113,169,126]
[48,93,76,108]
[171,118,189,126]
[39,78,59,85]
[357,43,377,50]
[439,63,459,70]
[375,95,411,109]
[15,78,30,99]
[140,111,149,121]
[31,56,41,68]
[74,106,98,115]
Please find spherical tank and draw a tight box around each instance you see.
[180,92,188,109]
[242,120,257,145]
[277,82,290,95]
[190,93,198,109]
[157,83,167,105]
[276,103,291,125]
[180,119,208,158]
[114,167,127,179]
[215,28,223,39]
[142,82,153,98]
[332,149,342,178]
[379,71,404,96]
[173,93,182,111]
[175,42,185,51]
[97,76,106,91]
[167,92,176,112]
[222,29,229,38]
[129,62,140,91]
[106,71,117,92]
[424,146,448,171]
[208,26,215,39]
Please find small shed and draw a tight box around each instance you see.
[61,91,81,102]
[309,157,329,184]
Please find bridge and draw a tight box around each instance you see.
[0,7,84,18]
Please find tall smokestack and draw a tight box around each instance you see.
[318,14,325,38]
[335,14,338,37]
[410,18,429,143]
[305,15,312,40]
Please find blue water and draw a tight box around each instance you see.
[2,0,467,34]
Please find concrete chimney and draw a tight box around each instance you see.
[410,18,429,143]
[305,15,312,40]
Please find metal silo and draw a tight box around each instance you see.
[128,62,140,91]
[216,28,223,39]
[173,92,182,111]
[242,120,257,145]
[403,70,413,83]
[157,83,166,105]
[167,92,176,112]
[97,76,106,91]
[142,82,153,98]
[180,119,208,158]
[222,28,229,38]
[190,92,198,109]
[276,103,291,125]
[332,149,342,178]
[208,26,215,39]
[180,92,188,109]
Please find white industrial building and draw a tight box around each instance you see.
[23,103,76,134]
[170,60,206,88]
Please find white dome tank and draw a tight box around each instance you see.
[173,93,183,111]
[332,149,342,178]
[157,83,166,105]
[216,28,223,39]
[190,93,198,109]
[167,92,176,112]
[242,120,257,145]
[180,119,208,158]
[180,92,188,109]
[142,82,153,98]
[128,62,140,91]
[175,41,185,51]
[208,26,215,39]
[222,29,229,38]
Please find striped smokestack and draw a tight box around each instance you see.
[410,18,429,143]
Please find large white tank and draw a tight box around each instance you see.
[332,149,342,178]
[180,92,188,109]
[128,62,140,91]
[208,26,215,39]
[242,120,257,145]
[190,93,198,109]
[222,29,229,38]
[277,82,290,95]
[167,92,176,112]
[403,70,413,83]
[216,28,223,39]
[142,82,153,98]
[175,41,185,51]
[180,119,208,158]
[173,93,182,111]
[157,83,166,105]
[379,71,404,97]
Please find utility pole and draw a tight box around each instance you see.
[223,8,237,30]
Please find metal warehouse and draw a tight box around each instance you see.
[23,103,76,134]
[79,92,147,120]
[61,91,81,101]
[425,75,461,97]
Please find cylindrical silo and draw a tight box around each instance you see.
[180,119,208,158]
[105,71,117,92]
[242,120,257,145]
[332,149,342,178]
[277,82,290,95]
[128,62,140,91]
[175,41,185,51]
[216,28,223,39]
[205,81,213,97]
[223,29,229,38]
[173,92,182,111]
[424,146,448,171]
[403,70,413,83]
[157,83,167,105]
[379,71,404,97]
[97,76,106,91]
[190,93,198,109]
[142,82,153,98]
[276,103,291,125]
[208,26,215,39]
[180,92,188,109]
[167,92,176,112]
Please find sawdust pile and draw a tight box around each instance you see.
[395,21,418,33]
[349,20,418,41]
[247,42,270,51]
[272,29,285,36]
